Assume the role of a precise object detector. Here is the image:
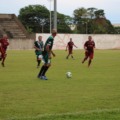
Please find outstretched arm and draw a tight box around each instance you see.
[66,44,68,51]
[74,44,78,48]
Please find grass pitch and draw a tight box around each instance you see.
[0,50,120,120]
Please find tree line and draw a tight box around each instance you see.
[18,5,119,34]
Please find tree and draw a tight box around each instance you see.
[73,7,115,34]
[18,5,50,33]
[18,5,72,33]
[94,9,105,19]
[87,7,97,19]
[73,7,87,21]
[57,13,72,33]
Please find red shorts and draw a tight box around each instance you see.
[0,46,6,58]
[68,48,73,54]
[85,51,94,59]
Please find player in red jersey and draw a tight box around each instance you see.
[82,36,95,67]
[0,34,9,67]
[66,38,77,59]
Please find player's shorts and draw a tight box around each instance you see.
[37,55,43,59]
[69,48,73,54]
[42,58,51,64]
[85,51,94,59]
[42,51,51,64]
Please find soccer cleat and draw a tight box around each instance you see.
[1,62,5,67]
[37,75,48,80]
[42,76,48,80]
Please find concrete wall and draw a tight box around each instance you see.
[8,39,34,50]
[8,34,120,50]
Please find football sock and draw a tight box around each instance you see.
[88,60,91,67]
[42,66,49,76]
[38,65,45,77]
[37,60,41,66]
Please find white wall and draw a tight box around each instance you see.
[36,34,120,50]
[8,34,120,50]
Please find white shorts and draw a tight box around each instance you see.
[42,59,51,64]
[38,55,43,59]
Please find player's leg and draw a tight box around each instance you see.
[0,52,2,61]
[82,51,88,63]
[66,49,71,59]
[70,49,74,59]
[38,53,49,80]
[88,52,94,67]
[0,46,4,61]
[41,63,51,80]
[37,55,42,68]
[66,53,70,59]
[0,47,6,67]
[1,53,6,67]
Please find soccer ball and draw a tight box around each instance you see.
[66,72,72,78]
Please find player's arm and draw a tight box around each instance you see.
[93,41,95,49]
[34,46,39,50]
[73,44,78,48]
[66,44,68,51]
[84,42,88,52]
[0,43,4,55]
[46,45,55,58]
[34,42,40,51]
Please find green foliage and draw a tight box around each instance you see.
[17,5,116,34]
[18,5,50,33]
[0,50,120,120]
[18,5,72,33]
[73,7,116,34]
[114,26,120,34]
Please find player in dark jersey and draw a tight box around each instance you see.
[0,34,9,67]
[37,29,57,80]
[66,38,77,59]
[82,36,95,67]
[34,36,44,68]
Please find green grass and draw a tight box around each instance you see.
[0,50,120,120]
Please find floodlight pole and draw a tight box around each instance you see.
[50,0,52,33]
[54,0,57,30]
[48,0,52,33]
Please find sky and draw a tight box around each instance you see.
[0,0,120,24]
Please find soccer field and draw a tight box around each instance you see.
[0,50,120,120]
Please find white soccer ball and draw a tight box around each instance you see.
[66,72,72,78]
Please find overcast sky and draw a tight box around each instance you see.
[0,0,120,23]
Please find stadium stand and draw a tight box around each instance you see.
[0,14,29,39]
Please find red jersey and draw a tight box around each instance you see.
[0,38,9,51]
[68,41,74,49]
[84,40,95,52]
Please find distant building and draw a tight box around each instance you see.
[112,23,120,27]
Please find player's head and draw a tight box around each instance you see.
[70,38,72,42]
[88,36,92,41]
[38,36,42,41]
[52,29,57,37]
[3,34,8,39]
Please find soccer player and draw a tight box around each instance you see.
[34,36,44,68]
[37,29,57,80]
[82,36,95,67]
[0,34,9,67]
[66,38,77,59]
